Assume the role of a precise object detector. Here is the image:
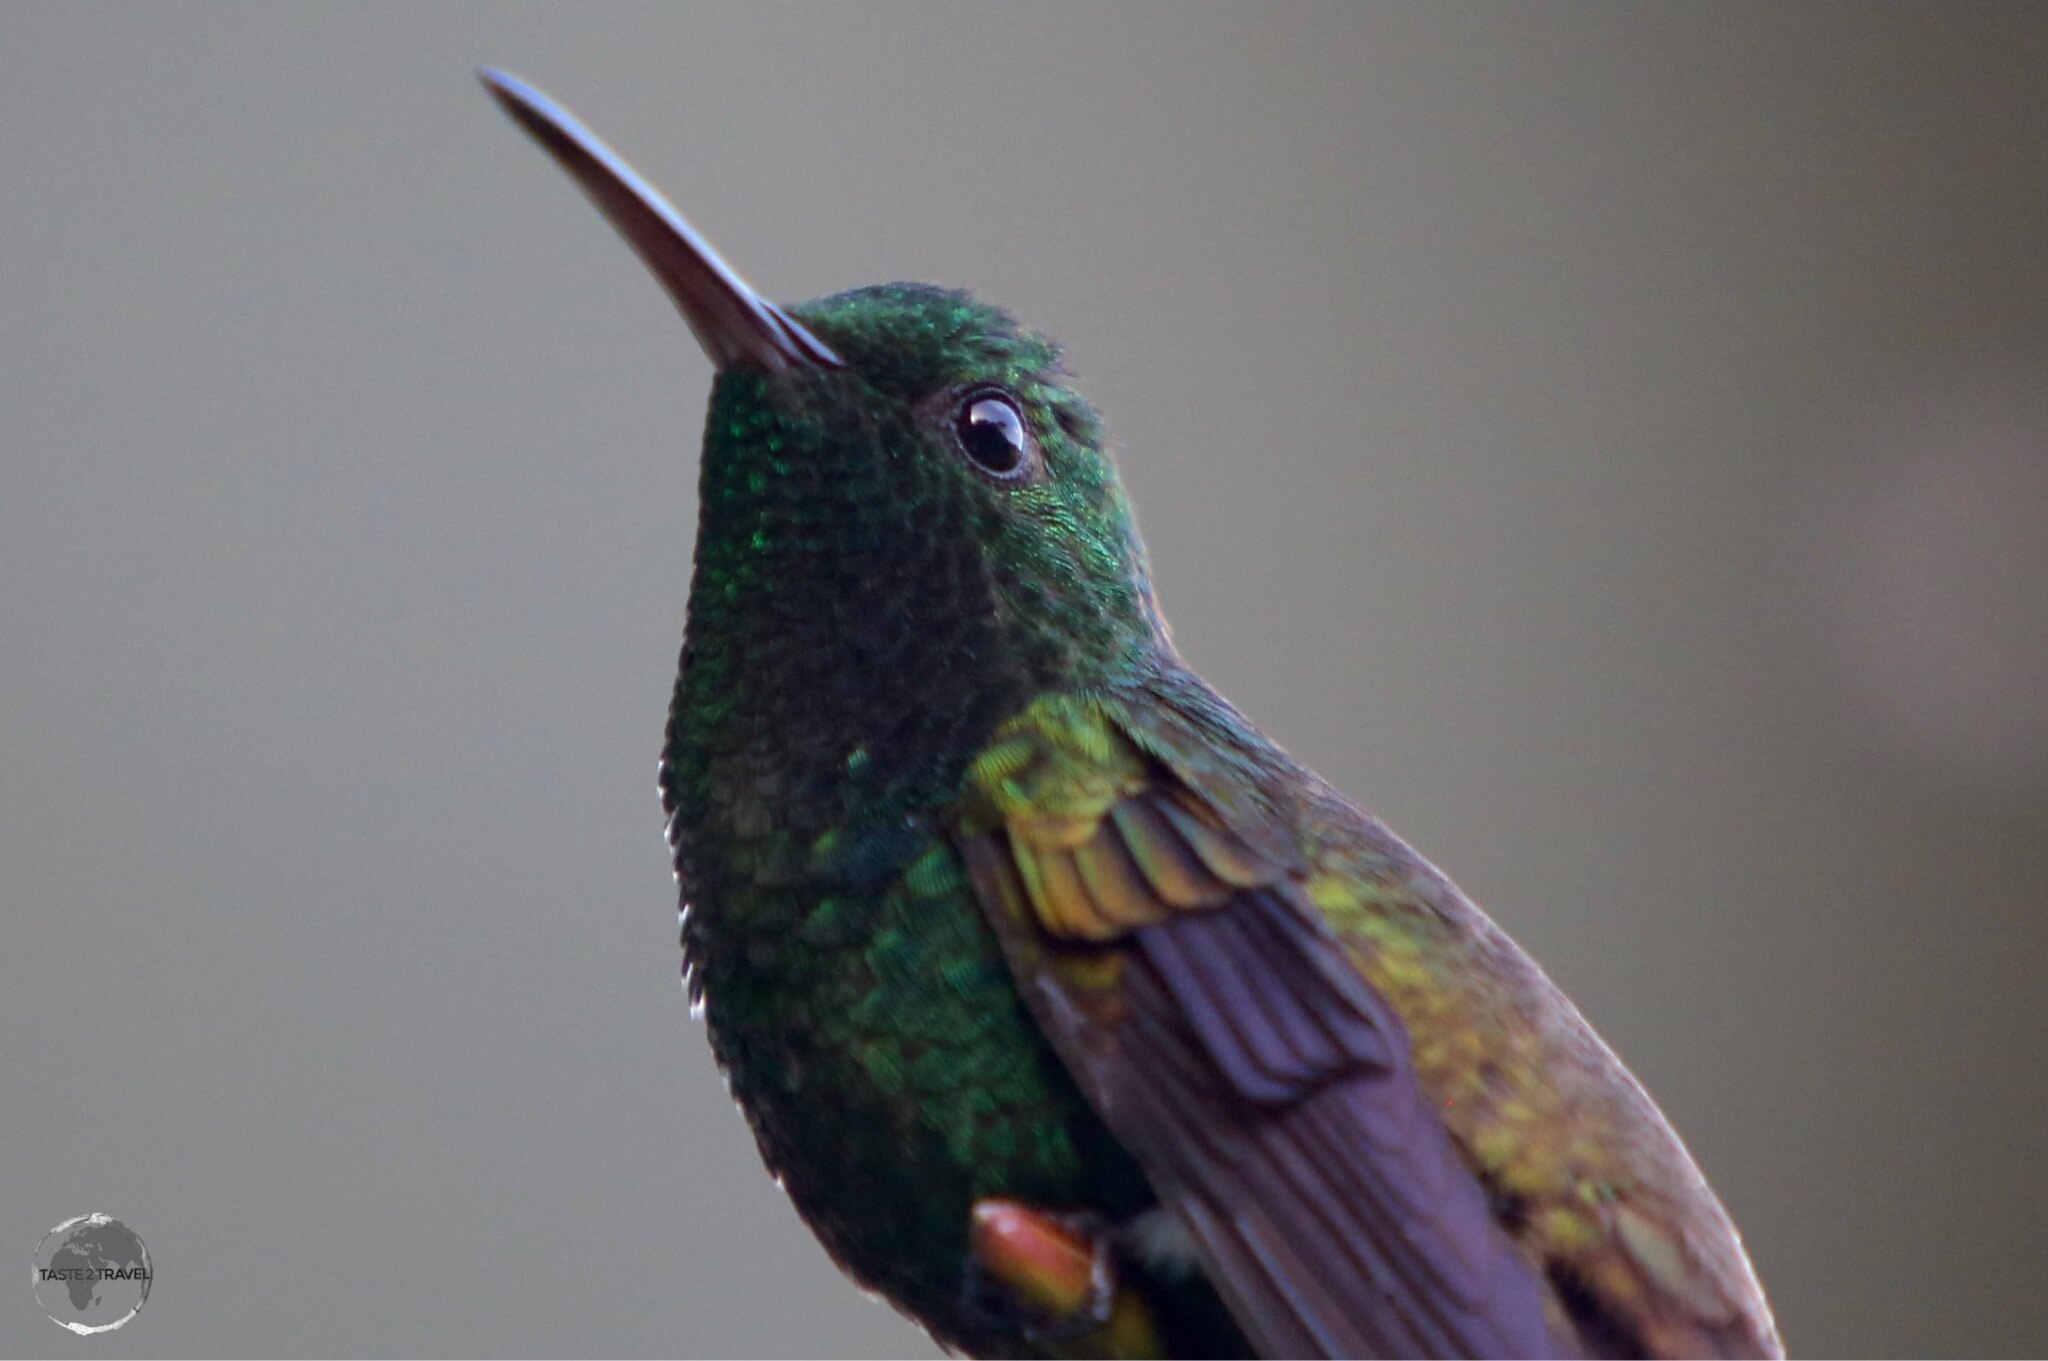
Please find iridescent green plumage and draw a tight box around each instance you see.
[659,286,1227,1354]
[487,72,1780,1359]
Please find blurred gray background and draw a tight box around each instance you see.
[4,3,2045,1355]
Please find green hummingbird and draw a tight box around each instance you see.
[483,71,1781,1360]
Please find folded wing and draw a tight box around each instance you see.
[955,697,1569,1358]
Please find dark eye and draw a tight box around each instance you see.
[954,392,1032,479]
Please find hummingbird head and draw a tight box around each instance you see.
[485,72,1168,715]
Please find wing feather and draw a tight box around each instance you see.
[958,688,1781,1358]
[957,707,1569,1357]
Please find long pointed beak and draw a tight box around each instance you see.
[480,68,841,373]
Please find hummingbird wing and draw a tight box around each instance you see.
[953,690,1566,1358]
[953,682,1777,1359]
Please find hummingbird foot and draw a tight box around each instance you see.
[965,1198,1163,1359]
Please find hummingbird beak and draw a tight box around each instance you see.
[480,68,842,373]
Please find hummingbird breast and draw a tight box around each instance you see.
[660,649,1154,1350]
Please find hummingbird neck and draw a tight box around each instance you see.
[666,366,1168,847]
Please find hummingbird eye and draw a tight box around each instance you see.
[953,391,1033,481]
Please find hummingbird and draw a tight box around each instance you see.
[483,70,1781,1360]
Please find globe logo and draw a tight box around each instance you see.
[31,1214,152,1335]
